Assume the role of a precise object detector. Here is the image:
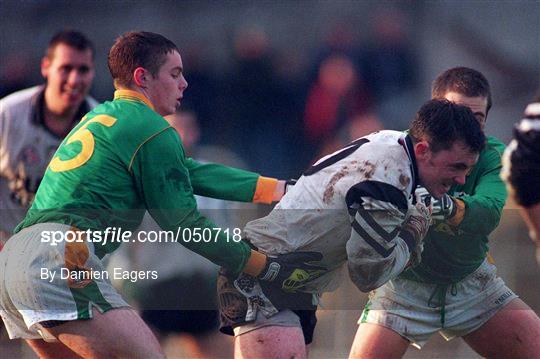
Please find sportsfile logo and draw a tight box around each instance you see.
[40,226,243,246]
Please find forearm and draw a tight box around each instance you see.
[347,230,411,292]
[185,158,279,203]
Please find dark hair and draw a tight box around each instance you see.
[108,31,179,88]
[432,67,492,114]
[46,29,95,60]
[410,99,485,154]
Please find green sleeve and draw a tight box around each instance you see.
[185,157,259,202]
[456,140,507,235]
[131,128,251,277]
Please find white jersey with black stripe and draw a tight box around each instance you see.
[245,130,419,293]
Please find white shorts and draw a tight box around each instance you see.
[0,223,129,340]
[359,259,517,348]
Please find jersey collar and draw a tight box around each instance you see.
[114,89,155,110]
[399,134,420,193]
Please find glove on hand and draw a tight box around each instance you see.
[403,199,432,244]
[416,186,455,222]
[258,251,326,292]
[403,198,432,267]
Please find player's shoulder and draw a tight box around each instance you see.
[350,130,413,192]
[359,130,408,160]
[0,86,41,111]
[482,136,506,159]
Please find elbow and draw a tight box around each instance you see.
[355,280,378,293]
[348,262,381,293]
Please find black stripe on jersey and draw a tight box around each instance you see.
[352,219,396,257]
[357,208,400,242]
[346,181,408,213]
[304,138,369,176]
[399,135,419,193]
[398,229,416,253]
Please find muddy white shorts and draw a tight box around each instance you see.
[359,259,517,348]
[0,223,129,340]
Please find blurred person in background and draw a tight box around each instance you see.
[350,67,540,359]
[0,29,97,243]
[0,27,96,352]
[303,53,379,160]
[360,7,420,130]
[0,52,34,98]
[502,94,540,264]
[225,25,292,178]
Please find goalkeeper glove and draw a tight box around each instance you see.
[402,198,432,267]
[416,186,456,222]
[258,251,326,292]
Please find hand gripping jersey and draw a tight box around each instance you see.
[16,90,272,277]
[245,130,420,293]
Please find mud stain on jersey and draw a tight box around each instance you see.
[358,160,376,179]
[399,174,410,188]
[323,166,349,203]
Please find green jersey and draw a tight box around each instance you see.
[401,136,507,284]
[17,90,274,277]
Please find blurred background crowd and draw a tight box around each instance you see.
[1,1,538,178]
[1,1,538,358]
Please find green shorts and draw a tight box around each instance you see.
[0,223,129,340]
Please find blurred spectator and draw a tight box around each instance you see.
[303,53,379,160]
[0,52,34,98]
[308,21,361,84]
[223,26,291,178]
[179,45,220,146]
[359,8,420,130]
[0,29,96,242]
[360,8,418,102]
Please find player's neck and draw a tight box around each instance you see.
[43,102,78,137]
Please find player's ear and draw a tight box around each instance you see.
[414,141,430,161]
[133,67,148,88]
[41,56,51,79]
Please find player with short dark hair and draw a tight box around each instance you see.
[431,66,492,119]
[350,67,540,359]
[46,29,96,60]
[218,99,485,358]
[0,31,322,359]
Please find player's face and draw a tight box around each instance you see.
[444,92,488,129]
[41,43,94,113]
[416,140,479,198]
[145,51,188,116]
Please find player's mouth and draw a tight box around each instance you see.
[62,87,82,101]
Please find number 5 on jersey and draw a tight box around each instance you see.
[49,115,117,173]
